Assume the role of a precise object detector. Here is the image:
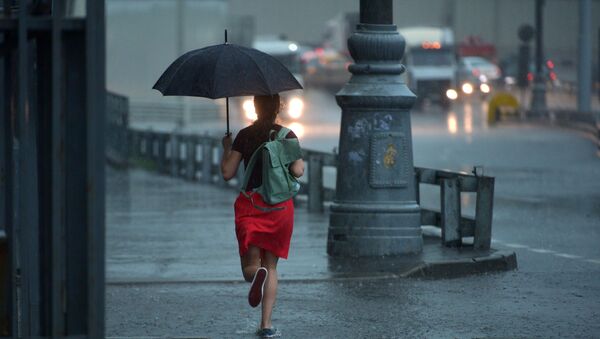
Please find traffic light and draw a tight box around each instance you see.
[517,24,534,89]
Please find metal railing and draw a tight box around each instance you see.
[415,167,494,250]
[120,128,494,250]
[107,91,130,166]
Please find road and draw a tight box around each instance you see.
[109,89,600,337]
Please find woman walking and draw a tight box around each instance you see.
[220,94,304,338]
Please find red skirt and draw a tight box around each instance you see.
[234,192,294,259]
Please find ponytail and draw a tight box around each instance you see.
[253,94,280,137]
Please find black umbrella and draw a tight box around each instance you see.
[153,31,303,134]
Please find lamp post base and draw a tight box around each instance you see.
[328,202,423,256]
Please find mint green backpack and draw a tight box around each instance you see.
[241,127,303,211]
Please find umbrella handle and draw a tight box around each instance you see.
[226,96,230,135]
[225,29,229,135]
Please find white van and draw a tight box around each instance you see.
[398,27,458,108]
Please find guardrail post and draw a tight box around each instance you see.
[308,154,324,212]
[441,177,461,246]
[158,134,168,173]
[169,132,179,177]
[150,132,158,162]
[185,136,197,181]
[138,131,146,158]
[414,168,421,205]
[219,140,230,188]
[474,176,494,249]
[145,132,152,160]
[201,137,213,184]
[130,130,140,158]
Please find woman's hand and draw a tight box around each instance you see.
[289,159,304,178]
[222,133,232,150]
[220,133,241,181]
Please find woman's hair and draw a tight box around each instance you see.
[253,94,280,133]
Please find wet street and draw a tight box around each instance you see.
[107,89,600,338]
[262,89,600,272]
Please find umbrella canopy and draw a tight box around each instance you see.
[153,43,303,99]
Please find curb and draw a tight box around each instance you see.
[107,250,518,285]
[401,250,518,279]
[106,272,404,286]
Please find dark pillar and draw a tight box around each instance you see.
[577,0,592,113]
[327,0,422,256]
[0,1,105,336]
[530,0,547,114]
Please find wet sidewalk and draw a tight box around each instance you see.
[107,167,514,285]
[105,167,600,339]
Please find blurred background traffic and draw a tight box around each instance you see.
[68,0,599,140]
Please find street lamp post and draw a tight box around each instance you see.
[327,0,423,256]
[530,0,547,115]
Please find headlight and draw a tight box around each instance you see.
[287,97,304,119]
[461,82,474,94]
[446,89,458,100]
[288,122,305,138]
[243,99,257,121]
[480,83,491,93]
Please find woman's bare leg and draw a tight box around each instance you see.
[240,245,262,282]
[260,250,279,329]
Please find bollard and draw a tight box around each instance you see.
[441,177,461,247]
[185,136,197,181]
[307,154,324,213]
[474,176,494,249]
[201,138,213,184]
[169,133,179,177]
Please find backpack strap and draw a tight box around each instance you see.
[276,127,291,140]
[240,140,265,193]
[239,140,285,212]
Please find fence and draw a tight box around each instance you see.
[415,167,494,249]
[106,91,129,166]
[120,127,494,250]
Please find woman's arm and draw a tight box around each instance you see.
[221,134,242,181]
[289,158,304,178]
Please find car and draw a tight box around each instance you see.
[457,56,501,96]
[301,48,351,92]
[238,37,306,123]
